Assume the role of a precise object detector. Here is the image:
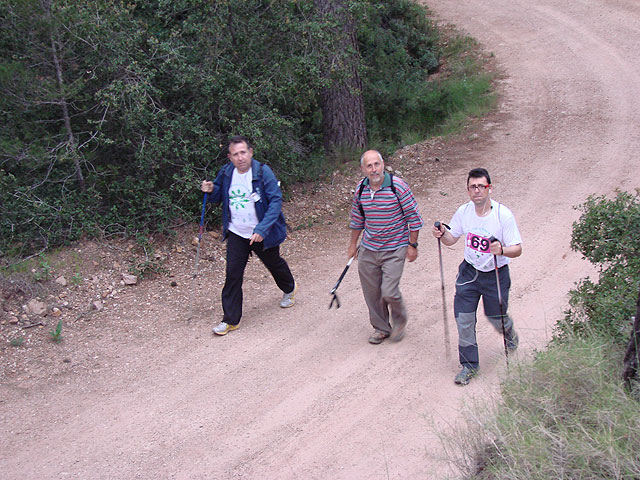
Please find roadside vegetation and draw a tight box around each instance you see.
[448,190,640,479]
[1,0,494,260]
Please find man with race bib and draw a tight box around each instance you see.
[433,168,522,385]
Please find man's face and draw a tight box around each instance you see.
[360,152,384,188]
[467,176,491,205]
[228,141,253,174]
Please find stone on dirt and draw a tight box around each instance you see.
[26,299,47,315]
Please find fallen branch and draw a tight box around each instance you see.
[21,321,45,329]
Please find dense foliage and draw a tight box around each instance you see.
[0,0,489,258]
[556,189,640,343]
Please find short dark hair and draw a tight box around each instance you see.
[227,135,253,152]
[467,167,491,185]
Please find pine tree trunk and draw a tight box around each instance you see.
[314,0,367,152]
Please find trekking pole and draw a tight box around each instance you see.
[329,256,354,309]
[489,236,509,365]
[187,192,208,320]
[434,222,451,360]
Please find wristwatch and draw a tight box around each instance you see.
[408,242,418,248]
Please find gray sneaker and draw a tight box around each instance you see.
[280,282,297,308]
[213,321,239,336]
[506,329,519,351]
[454,366,478,385]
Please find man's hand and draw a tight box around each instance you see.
[432,223,444,238]
[490,239,503,256]
[249,233,263,245]
[406,246,418,262]
[201,180,213,193]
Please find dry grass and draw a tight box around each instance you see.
[444,336,640,479]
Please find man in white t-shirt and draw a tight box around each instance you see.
[433,168,522,385]
[201,136,296,336]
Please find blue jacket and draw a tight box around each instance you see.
[208,158,288,249]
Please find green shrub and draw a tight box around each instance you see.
[359,9,495,151]
[556,190,640,343]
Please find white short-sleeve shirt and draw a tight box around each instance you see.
[449,199,522,272]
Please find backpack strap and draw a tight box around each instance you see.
[357,178,367,217]
[390,173,404,218]
[357,173,404,218]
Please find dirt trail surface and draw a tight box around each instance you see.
[2,1,640,478]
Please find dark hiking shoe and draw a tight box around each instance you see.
[506,329,519,351]
[454,366,478,385]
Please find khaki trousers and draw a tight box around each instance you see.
[357,247,408,334]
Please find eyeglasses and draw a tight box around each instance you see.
[467,184,490,192]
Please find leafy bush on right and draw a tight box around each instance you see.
[557,189,640,343]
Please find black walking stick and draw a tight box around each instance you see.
[329,257,354,309]
[435,222,451,360]
[489,236,509,365]
[187,192,209,320]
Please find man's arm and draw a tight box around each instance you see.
[490,241,522,258]
[490,206,522,257]
[396,180,423,231]
[201,167,225,204]
[432,223,460,246]
[406,230,419,262]
[347,228,362,259]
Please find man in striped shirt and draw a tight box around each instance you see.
[347,150,424,344]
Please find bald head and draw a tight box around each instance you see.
[360,150,385,190]
[360,150,384,166]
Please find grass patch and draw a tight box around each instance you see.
[49,319,63,343]
[367,28,498,154]
[447,336,640,479]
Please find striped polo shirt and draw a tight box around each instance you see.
[350,173,423,251]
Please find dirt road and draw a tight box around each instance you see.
[2,0,639,478]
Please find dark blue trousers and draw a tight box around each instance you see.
[453,260,514,369]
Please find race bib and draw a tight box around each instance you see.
[466,232,490,253]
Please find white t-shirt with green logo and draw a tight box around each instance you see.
[228,168,259,239]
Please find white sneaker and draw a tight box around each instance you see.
[279,282,297,308]
[212,321,239,336]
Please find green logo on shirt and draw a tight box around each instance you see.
[230,189,250,210]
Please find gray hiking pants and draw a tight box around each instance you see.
[358,247,408,335]
[454,260,515,369]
